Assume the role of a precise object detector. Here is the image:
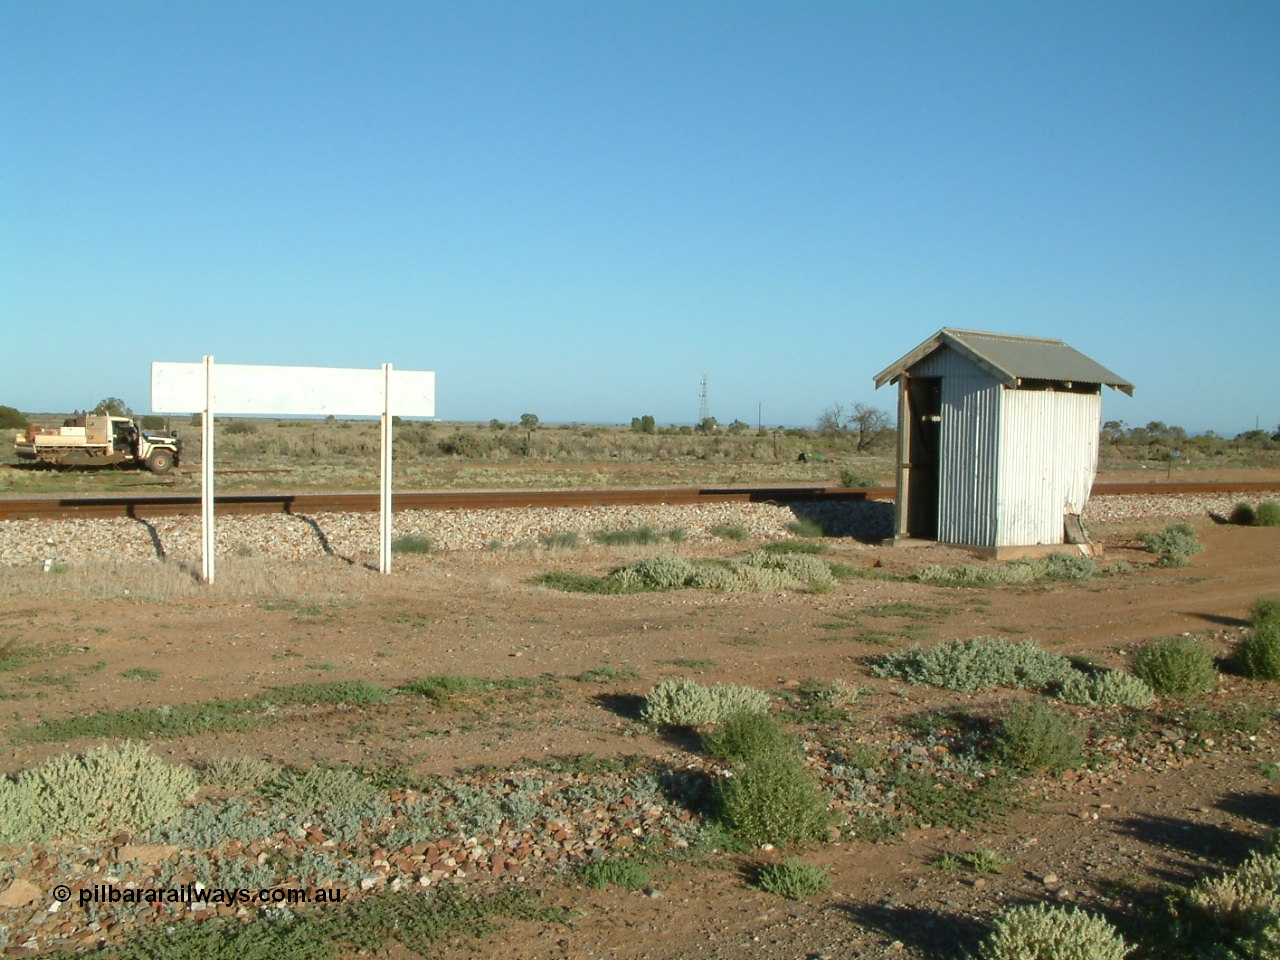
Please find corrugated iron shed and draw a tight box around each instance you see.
[874,328,1132,555]
[874,328,1133,395]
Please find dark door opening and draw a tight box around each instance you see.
[905,377,942,539]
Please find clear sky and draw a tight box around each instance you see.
[4,1,1277,434]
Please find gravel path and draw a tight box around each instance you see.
[0,493,1254,568]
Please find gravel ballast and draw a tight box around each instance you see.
[0,492,1255,568]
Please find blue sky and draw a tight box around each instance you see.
[4,1,1277,433]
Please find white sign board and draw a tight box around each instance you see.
[152,362,435,417]
[150,358,434,583]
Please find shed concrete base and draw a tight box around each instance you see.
[883,538,1096,560]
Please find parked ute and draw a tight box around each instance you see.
[14,414,182,474]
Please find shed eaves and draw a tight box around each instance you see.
[873,328,1134,395]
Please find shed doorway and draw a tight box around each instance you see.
[905,377,941,538]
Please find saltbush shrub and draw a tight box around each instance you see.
[1178,843,1280,955]
[989,701,1084,774]
[199,755,276,793]
[916,554,1099,587]
[871,637,1076,692]
[1057,670,1155,708]
[741,549,836,591]
[641,679,770,727]
[1257,501,1280,527]
[0,741,198,842]
[1138,522,1204,567]
[613,554,699,591]
[1131,636,1218,696]
[976,903,1131,960]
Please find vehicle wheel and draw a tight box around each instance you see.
[146,450,174,474]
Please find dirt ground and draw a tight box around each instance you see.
[2,515,1279,959]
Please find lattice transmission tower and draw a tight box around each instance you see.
[698,376,709,423]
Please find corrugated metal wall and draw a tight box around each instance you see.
[896,346,1104,549]
[911,349,1002,546]
[996,389,1101,546]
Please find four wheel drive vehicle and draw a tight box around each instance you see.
[14,415,183,474]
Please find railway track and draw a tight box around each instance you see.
[2,481,1279,522]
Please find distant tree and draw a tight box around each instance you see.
[489,418,505,430]
[631,415,656,434]
[817,403,845,436]
[726,419,750,434]
[519,413,540,430]
[696,416,719,433]
[94,397,132,416]
[139,415,165,430]
[0,405,28,430]
[849,404,890,452]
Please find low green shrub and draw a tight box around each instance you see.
[933,848,1011,874]
[1131,636,1218,696]
[989,701,1084,774]
[786,518,826,538]
[641,679,770,726]
[539,531,581,549]
[799,678,864,716]
[399,674,493,703]
[1138,522,1204,566]
[710,523,748,541]
[1257,501,1280,527]
[578,859,651,889]
[714,752,834,847]
[1253,598,1280,627]
[871,637,1076,692]
[760,540,828,555]
[839,468,877,488]
[105,886,568,960]
[263,765,378,810]
[1230,502,1258,526]
[391,535,435,554]
[0,741,198,842]
[1235,620,1280,681]
[702,711,797,763]
[976,903,1131,960]
[753,858,833,899]
[592,525,665,546]
[1057,670,1155,708]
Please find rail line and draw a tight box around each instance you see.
[1,481,1279,522]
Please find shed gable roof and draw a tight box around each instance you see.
[873,328,1134,395]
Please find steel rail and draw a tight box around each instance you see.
[1,480,1279,522]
